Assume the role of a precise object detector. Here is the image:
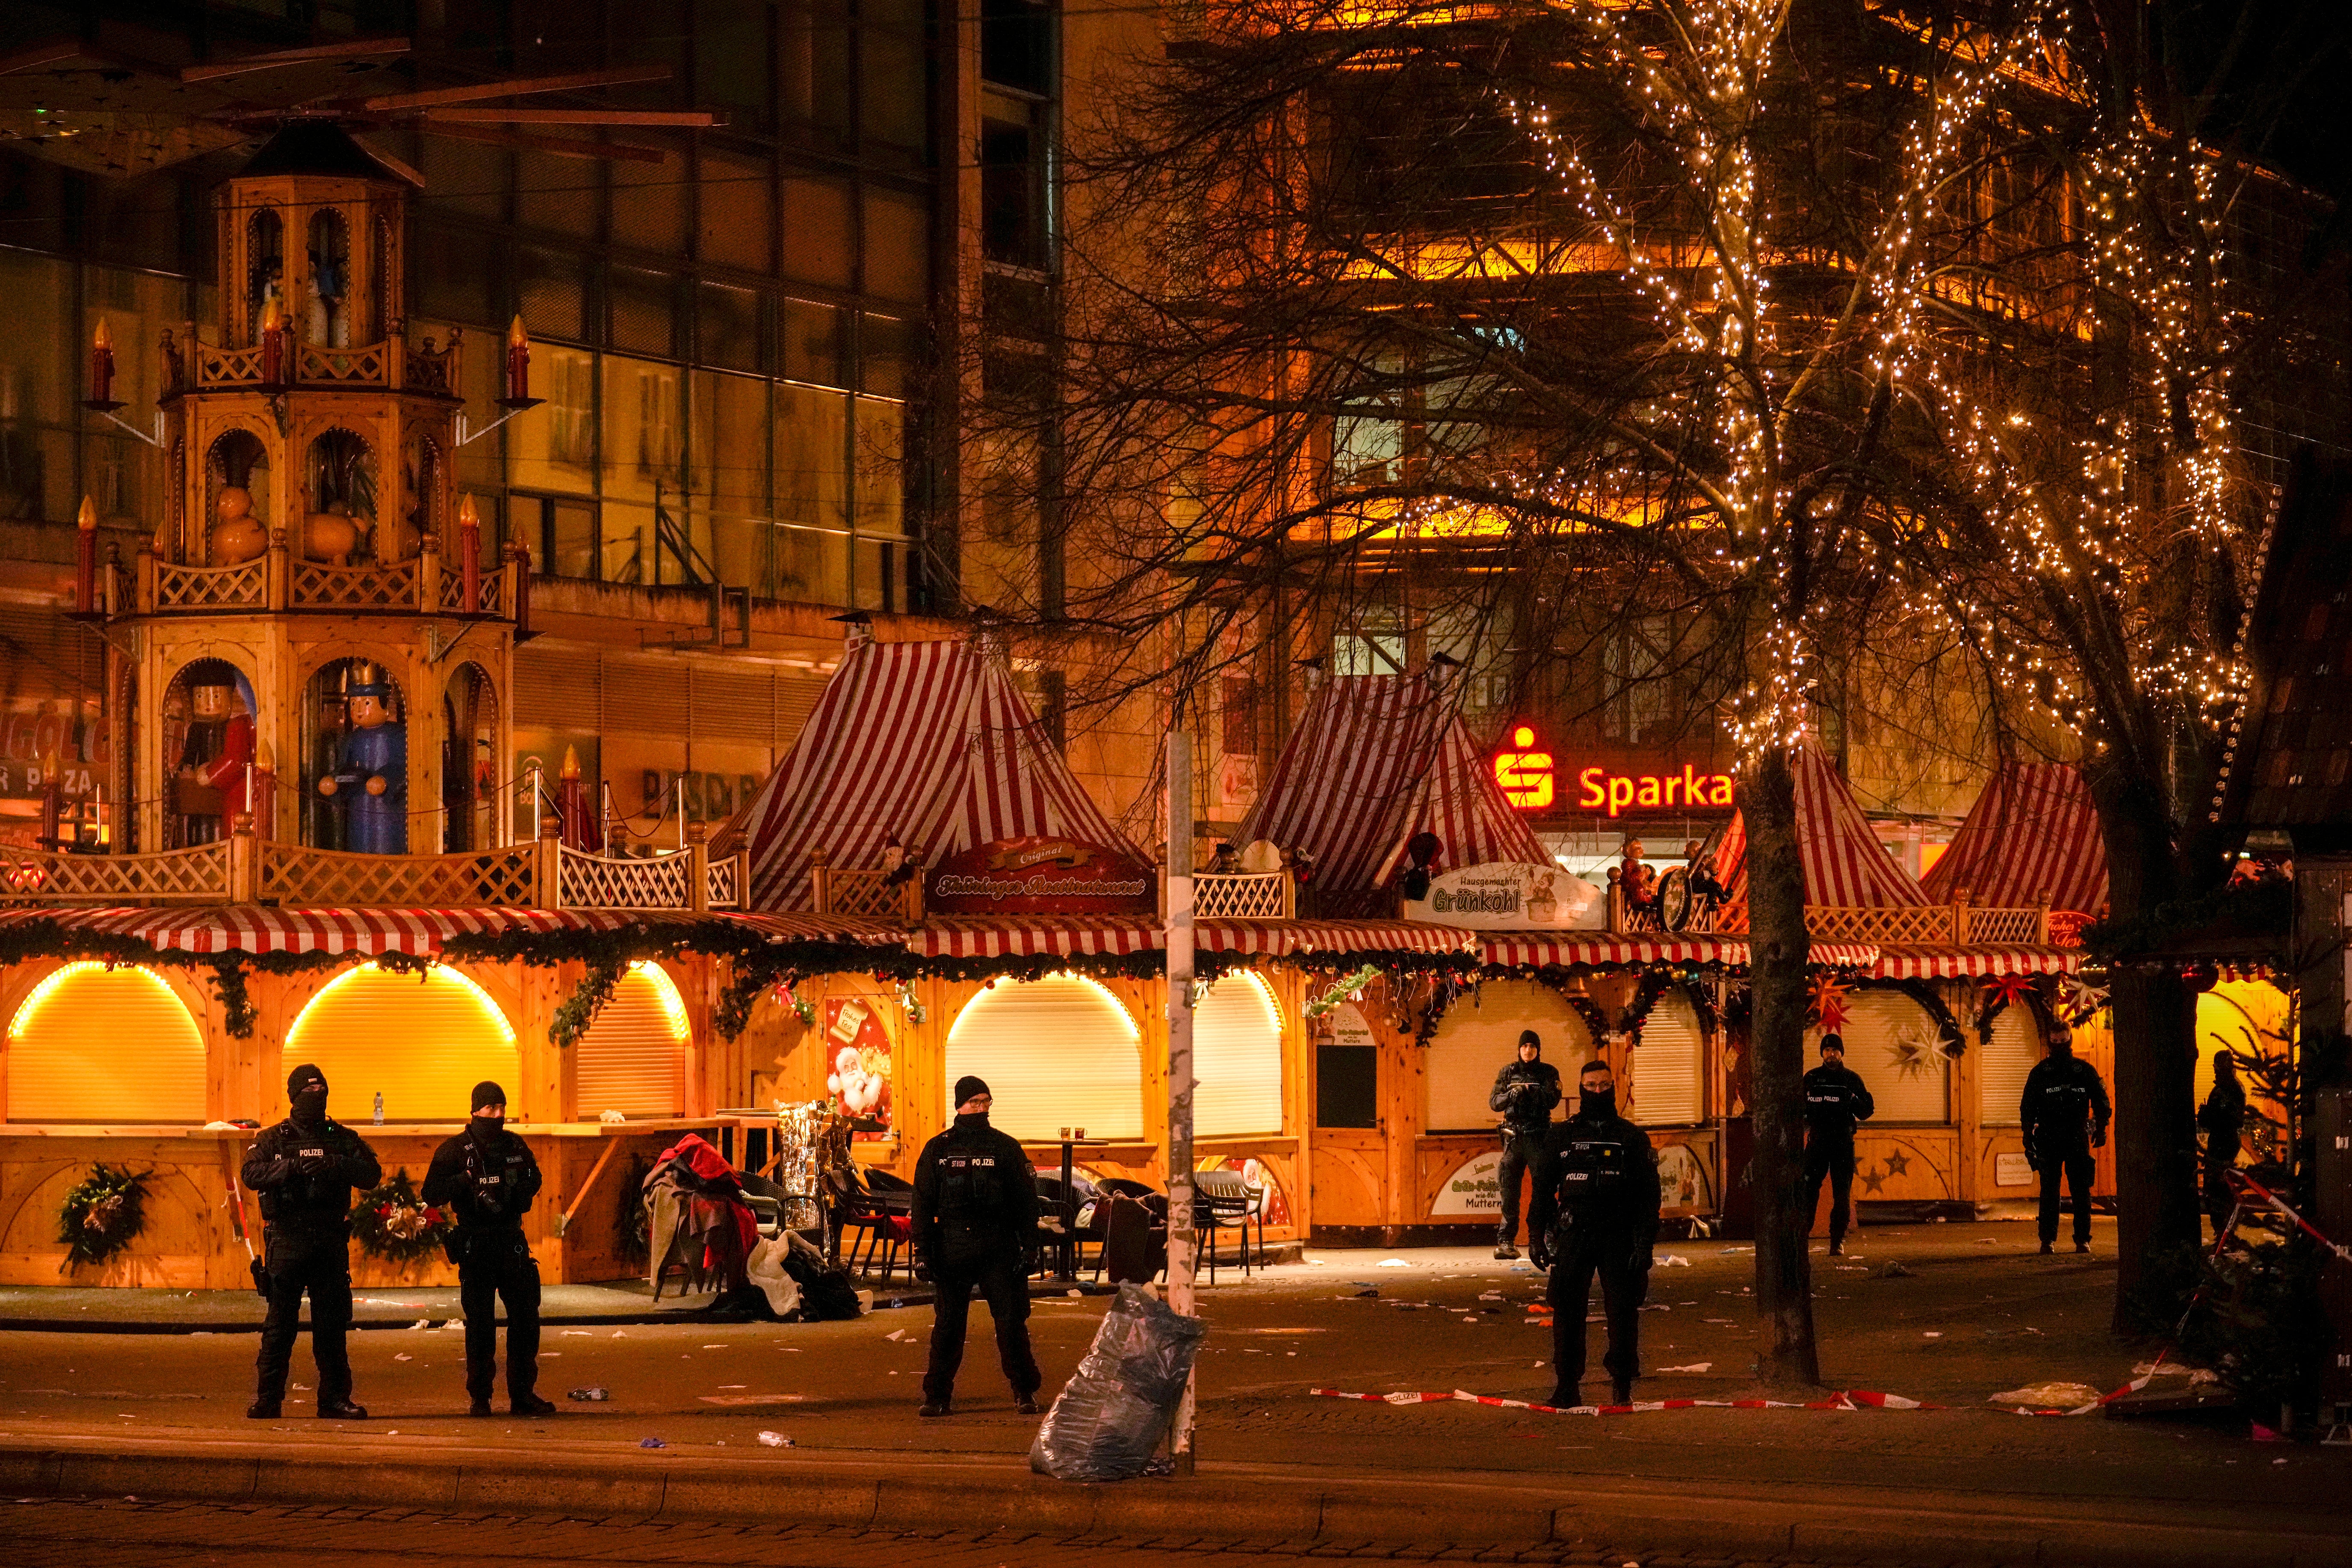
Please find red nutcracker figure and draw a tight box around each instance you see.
[259,290,287,385]
[176,683,254,845]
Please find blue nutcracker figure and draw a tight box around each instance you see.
[316,666,406,853]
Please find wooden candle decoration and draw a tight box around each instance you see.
[260,291,286,384]
[505,315,531,404]
[458,493,482,614]
[74,495,97,613]
[89,316,115,405]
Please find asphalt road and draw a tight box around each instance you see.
[0,1221,2341,1552]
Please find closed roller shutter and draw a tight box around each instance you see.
[602,657,686,738]
[692,666,775,746]
[6,963,205,1122]
[776,676,826,747]
[576,962,688,1118]
[1819,990,1949,1123]
[514,641,601,730]
[1423,980,1594,1133]
[286,965,519,1123]
[1978,1005,2039,1126]
[1631,990,1704,1127]
[944,974,1143,1142]
[1193,972,1283,1137]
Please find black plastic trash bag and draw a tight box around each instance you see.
[1030,1282,1208,1480]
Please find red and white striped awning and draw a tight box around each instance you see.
[1239,673,1548,898]
[0,906,902,957]
[1922,762,2108,917]
[740,638,1143,912]
[909,916,1480,960]
[1871,944,2083,980]
[1480,936,1881,970]
[1714,747,1931,912]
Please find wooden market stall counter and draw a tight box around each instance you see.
[0,1119,718,1289]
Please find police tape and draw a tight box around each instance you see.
[1310,1387,1941,1415]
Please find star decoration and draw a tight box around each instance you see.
[1883,1150,1911,1176]
[1808,975,1851,1033]
[1887,1022,1938,1081]
[1859,1165,1888,1196]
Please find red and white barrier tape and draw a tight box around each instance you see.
[1311,1387,1939,1415]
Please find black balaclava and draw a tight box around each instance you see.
[1578,1074,1616,1120]
[287,1064,328,1128]
[470,1080,507,1139]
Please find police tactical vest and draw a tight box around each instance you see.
[938,1149,1005,1229]
[1554,1135,1627,1201]
[462,1136,529,1225]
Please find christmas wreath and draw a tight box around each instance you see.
[56,1162,151,1270]
[351,1169,456,1264]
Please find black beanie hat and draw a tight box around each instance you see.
[953,1075,991,1108]
[287,1063,327,1099]
[1820,1033,1845,1054]
[471,1080,507,1113]
[1518,1030,1541,1053]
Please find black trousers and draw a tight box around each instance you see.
[458,1231,542,1404]
[923,1250,1040,1405]
[1546,1230,1648,1401]
[1801,1133,1857,1246]
[2034,1139,2096,1245]
[2202,1139,2241,1235]
[254,1234,354,1408]
[1495,1131,1546,1245]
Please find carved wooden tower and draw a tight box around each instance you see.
[92,123,529,865]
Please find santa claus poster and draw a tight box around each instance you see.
[824,996,894,1139]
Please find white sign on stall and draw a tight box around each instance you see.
[1404,862,1605,930]
[1431,1148,1504,1215]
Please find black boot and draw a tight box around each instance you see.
[247,1399,281,1420]
[1547,1386,1579,1409]
[1610,1379,1634,1406]
[511,1394,558,1417]
[317,1398,369,1420]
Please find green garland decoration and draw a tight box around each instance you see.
[548,954,627,1052]
[1305,964,1383,1019]
[56,1162,151,1270]
[351,1168,457,1264]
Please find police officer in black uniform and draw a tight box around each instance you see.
[1799,1034,1876,1255]
[423,1080,556,1417]
[243,1063,381,1420]
[1529,1058,1661,1409]
[911,1075,1043,1418]
[1490,1030,1563,1260]
[2020,1028,2112,1255]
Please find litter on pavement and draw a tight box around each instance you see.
[758,1431,794,1447]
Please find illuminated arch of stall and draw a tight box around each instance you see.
[1193,970,1284,1138]
[575,961,690,1119]
[5,962,207,1123]
[284,963,518,1122]
[945,973,1143,1143]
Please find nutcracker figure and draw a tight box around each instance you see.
[174,682,254,845]
[316,667,407,854]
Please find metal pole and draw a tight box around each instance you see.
[1166,723,1198,1472]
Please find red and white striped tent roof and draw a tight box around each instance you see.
[1238,673,1547,895]
[1921,762,2108,916]
[1711,747,1929,910]
[1870,944,2084,980]
[0,907,903,957]
[1480,935,1880,971]
[740,638,1143,912]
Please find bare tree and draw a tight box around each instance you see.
[996,0,2122,1384]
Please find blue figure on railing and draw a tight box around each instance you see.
[316,664,406,853]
